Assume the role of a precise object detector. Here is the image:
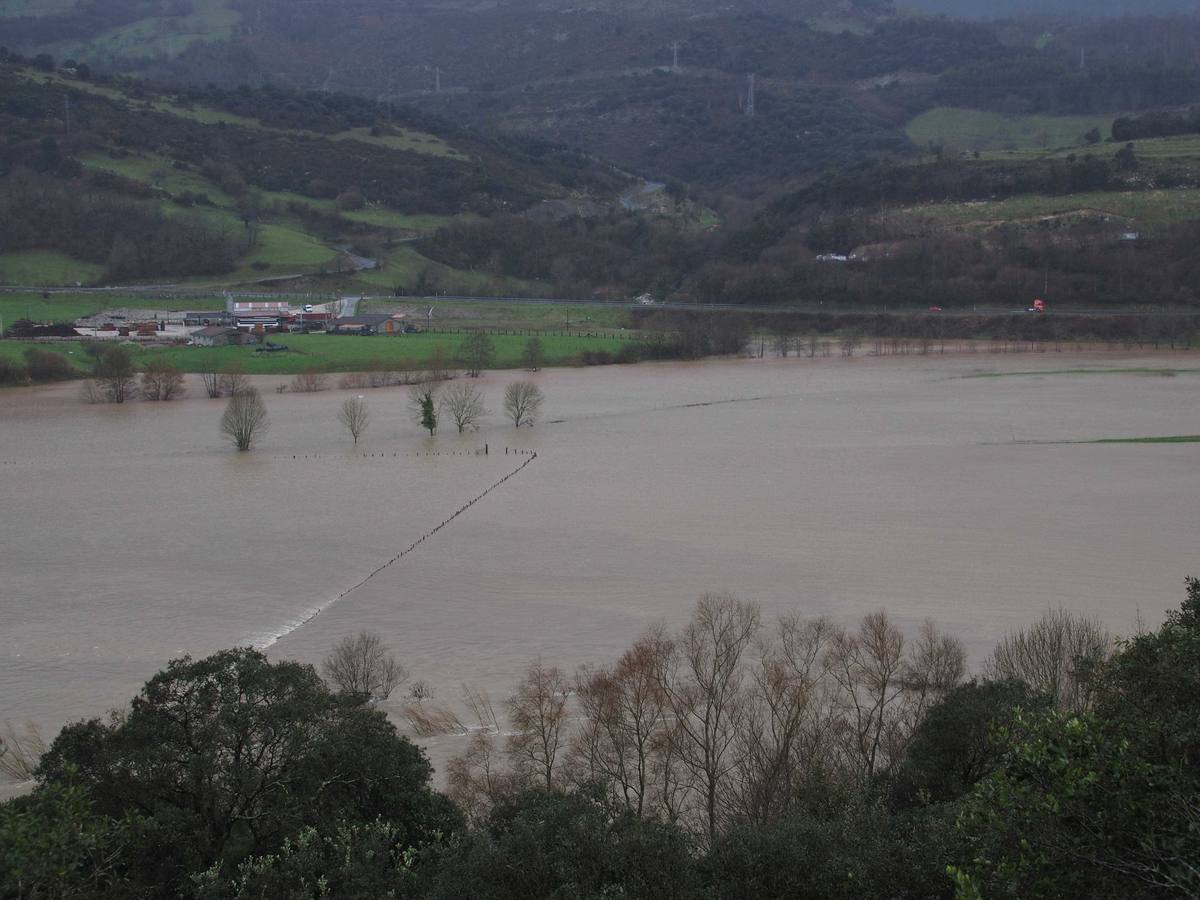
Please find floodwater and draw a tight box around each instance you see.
[1,351,1198,779]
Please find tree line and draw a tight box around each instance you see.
[2,580,1197,897]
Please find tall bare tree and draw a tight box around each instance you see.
[321,630,407,701]
[201,366,223,398]
[94,345,137,403]
[506,660,570,789]
[503,380,544,428]
[823,610,907,784]
[572,634,672,817]
[985,609,1110,712]
[901,620,966,727]
[219,386,268,451]
[447,732,518,821]
[731,615,837,826]
[656,593,760,845]
[338,395,369,444]
[441,382,488,433]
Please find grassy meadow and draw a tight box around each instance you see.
[0,252,106,287]
[0,291,206,327]
[887,188,1200,231]
[0,331,640,377]
[906,107,1117,153]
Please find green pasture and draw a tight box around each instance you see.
[907,107,1117,154]
[0,252,106,287]
[342,209,466,232]
[0,291,210,326]
[0,332,641,377]
[979,133,1200,163]
[361,299,630,330]
[0,340,90,373]
[889,188,1200,231]
[349,246,546,297]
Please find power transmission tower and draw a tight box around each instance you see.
[745,73,755,117]
[671,41,680,72]
[435,66,441,93]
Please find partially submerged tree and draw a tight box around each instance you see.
[219,365,249,398]
[425,345,451,383]
[411,384,438,436]
[503,380,544,428]
[337,395,369,444]
[322,630,407,701]
[140,359,185,401]
[93,346,137,403]
[441,382,488,433]
[220,386,268,451]
[290,367,328,393]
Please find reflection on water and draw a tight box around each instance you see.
[2,354,1198,763]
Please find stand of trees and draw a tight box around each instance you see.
[2,581,1197,897]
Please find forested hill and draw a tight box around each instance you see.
[0,55,630,288]
[9,1,1200,192]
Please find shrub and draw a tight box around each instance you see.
[23,347,73,382]
[0,357,29,385]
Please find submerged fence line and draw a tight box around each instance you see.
[336,451,539,598]
[261,452,540,647]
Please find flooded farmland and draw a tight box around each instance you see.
[1,351,1198,778]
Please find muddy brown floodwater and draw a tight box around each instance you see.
[1,351,1197,786]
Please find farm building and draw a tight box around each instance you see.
[328,314,409,335]
[191,326,241,347]
[228,299,290,331]
[183,311,231,326]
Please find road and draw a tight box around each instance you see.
[0,284,1185,319]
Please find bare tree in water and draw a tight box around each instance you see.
[337,395,369,444]
[506,660,570,789]
[322,630,407,701]
[219,387,268,451]
[503,380,544,428]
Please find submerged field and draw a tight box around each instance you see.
[1,350,1197,767]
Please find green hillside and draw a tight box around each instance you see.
[906,108,1118,153]
[0,60,626,292]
